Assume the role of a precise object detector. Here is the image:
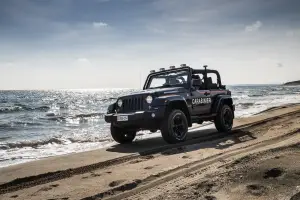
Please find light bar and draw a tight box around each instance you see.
[159,68,165,71]
[169,66,175,69]
[150,70,155,73]
[180,64,186,67]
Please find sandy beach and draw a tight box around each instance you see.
[0,104,299,200]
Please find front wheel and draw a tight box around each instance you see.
[110,125,136,144]
[214,104,234,132]
[161,109,188,144]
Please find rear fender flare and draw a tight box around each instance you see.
[212,95,234,115]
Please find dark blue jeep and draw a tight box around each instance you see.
[105,64,235,144]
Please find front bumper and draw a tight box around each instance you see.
[104,107,165,129]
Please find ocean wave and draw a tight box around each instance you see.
[0,137,110,150]
[0,138,65,149]
[0,136,11,141]
[238,103,255,108]
[43,112,105,122]
[74,112,105,118]
[0,104,50,113]
[0,122,43,131]
[248,94,264,97]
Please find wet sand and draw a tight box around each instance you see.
[0,104,299,200]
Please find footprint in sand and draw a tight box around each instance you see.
[205,196,217,200]
[246,184,267,196]
[290,192,300,200]
[144,166,154,170]
[82,172,101,179]
[50,184,59,188]
[144,164,159,170]
[109,180,126,187]
[182,155,190,159]
[33,183,60,196]
[129,159,144,164]
[91,172,101,177]
[263,168,284,179]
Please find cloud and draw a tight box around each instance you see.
[146,26,166,34]
[277,63,284,68]
[245,21,263,32]
[77,58,90,63]
[286,31,294,37]
[0,62,15,67]
[171,17,198,23]
[95,0,111,2]
[92,21,108,28]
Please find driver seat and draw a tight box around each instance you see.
[191,75,202,89]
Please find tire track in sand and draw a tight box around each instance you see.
[83,128,300,200]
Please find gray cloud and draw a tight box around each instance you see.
[277,63,284,68]
[245,21,263,32]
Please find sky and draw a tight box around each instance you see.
[0,0,300,89]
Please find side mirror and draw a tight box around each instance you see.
[192,79,201,87]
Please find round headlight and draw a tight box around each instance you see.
[146,95,153,104]
[117,99,123,107]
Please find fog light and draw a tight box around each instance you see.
[151,113,155,118]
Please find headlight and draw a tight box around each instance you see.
[117,99,123,107]
[146,95,153,104]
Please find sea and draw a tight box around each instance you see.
[0,85,299,168]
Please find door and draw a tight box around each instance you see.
[190,72,212,115]
[191,89,211,115]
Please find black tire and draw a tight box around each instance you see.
[161,109,188,144]
[214,104,234,132]
[110,125,136,144]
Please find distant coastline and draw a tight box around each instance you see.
[283,80,300,86]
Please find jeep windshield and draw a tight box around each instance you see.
[146,69,189,89]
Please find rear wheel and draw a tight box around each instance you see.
[161,109,188,144]
[214,104,234,132]
[110,125,136,144]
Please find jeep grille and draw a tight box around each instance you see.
[120,96,145,112]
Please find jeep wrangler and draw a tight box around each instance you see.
[105,64,235,144]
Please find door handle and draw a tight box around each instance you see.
[204,92,210,96]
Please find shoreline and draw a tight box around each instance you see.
[1,103,300,171]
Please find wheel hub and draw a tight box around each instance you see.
[171,114,187,140]
[223,108,233,128]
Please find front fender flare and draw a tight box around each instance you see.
[152,95,192,125]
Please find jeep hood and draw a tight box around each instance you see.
[121,87,184,98]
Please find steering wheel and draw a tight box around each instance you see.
[176,77,186,84]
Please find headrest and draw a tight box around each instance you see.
[192,74,200,79]
[192,78,202,86]
[207,77,213,85]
